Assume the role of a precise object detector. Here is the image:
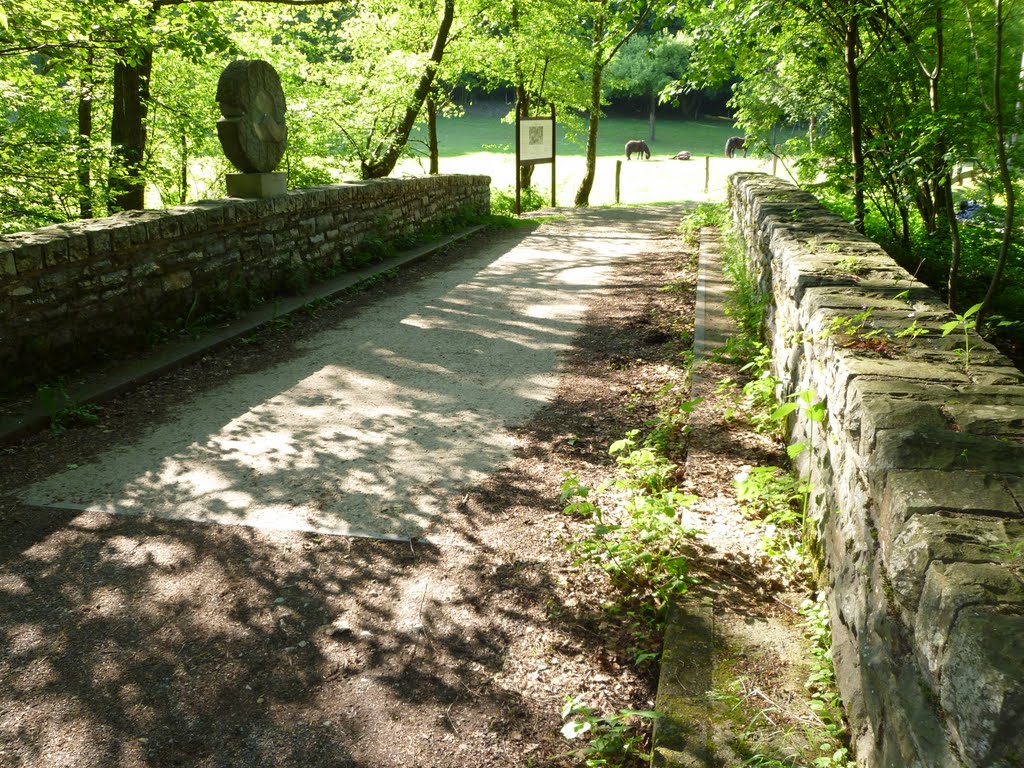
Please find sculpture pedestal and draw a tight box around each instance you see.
[226,172,287,199]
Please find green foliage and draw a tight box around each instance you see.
[737,345,782,433]
[940,302,983,373]
[147,293,213,345]
[720,228,768,362]
[609,430,677,493]
[490,185,546,217]
[36,381,101,435]
[734,465,807,572]
[678,0,1023,322]
[560,696,658,767]
[644,384,700,453]
[561,396,701,632]
[678,202,727,243]
[605,31,692,103]
[798,595,855,768]
[560,473,603,519]
[895,319,929,341]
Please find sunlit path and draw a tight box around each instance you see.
[22,207,686,542]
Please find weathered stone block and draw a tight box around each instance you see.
[1,249,16,277]
[885,512,1008,610]
[941,607,1024,767]
[870,426,1024,475]
[854,393,947,455]
[943,402,1024,435]
[13,242,43,274]
[915,562,1024,685]
[882,471,1021,538]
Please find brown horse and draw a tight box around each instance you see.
[725,136,747,158]
[625,139,650,160]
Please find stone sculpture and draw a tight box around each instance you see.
[216,59,288,197]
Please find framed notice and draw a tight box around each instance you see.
[515,105,557,215]
[518,117,555,165]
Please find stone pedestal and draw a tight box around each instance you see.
[226,172,287,199]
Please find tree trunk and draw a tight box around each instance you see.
[179,128,188,205]
[922,8,962,310]
[109,49,153,212]
[360,0,455,179]
[427,93,439,175]
[648,90,656,143]
[574,61,602,206]
[76,49,94,219]
[574,14,605,208]
[979,0,1016,325]
[844,14,866,234]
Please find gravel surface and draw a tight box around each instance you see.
[0,206,813,767]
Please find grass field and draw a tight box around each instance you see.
[397,115,792,206]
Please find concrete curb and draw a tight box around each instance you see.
[0,225,486,446]
[651,227,731,767]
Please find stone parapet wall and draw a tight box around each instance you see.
[0,175,489,394]
[730,173,1024,768]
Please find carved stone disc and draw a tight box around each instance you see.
[216,59,288,174]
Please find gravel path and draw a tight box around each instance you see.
[1,205,705,768]
[21,207,685,544]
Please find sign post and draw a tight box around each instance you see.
[515,103,556,216]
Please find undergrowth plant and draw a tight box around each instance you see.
[560,696,659,767]
[734,465,808,578]
[559,391,702,635]
[718,221,768,362]
[36,381,101,434]
[677,201,727,244]
[710,208,853,768]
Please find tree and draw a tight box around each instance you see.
[357,0,456,179]
[573,0,666,207]
[458,0,591,191]
[969,0,1022,323]
[605,31,691,143]
[677,0,1020,309]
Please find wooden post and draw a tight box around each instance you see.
[514,101,522,216]
[704,155,710,194]
[615,160,622,204]
[550,103,557,208]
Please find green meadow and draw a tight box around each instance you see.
[396,114,791,207]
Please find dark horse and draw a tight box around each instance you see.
[625,139,650,160]
[725,136,747,158]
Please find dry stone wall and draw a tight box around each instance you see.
[730,173,1024,768]
[0,175,489,394]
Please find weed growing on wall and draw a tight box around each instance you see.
[941,302,984,373]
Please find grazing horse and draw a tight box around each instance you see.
[624,139,650,160]
[724,136,747,158]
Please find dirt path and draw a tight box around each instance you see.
[0,207,709,767]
